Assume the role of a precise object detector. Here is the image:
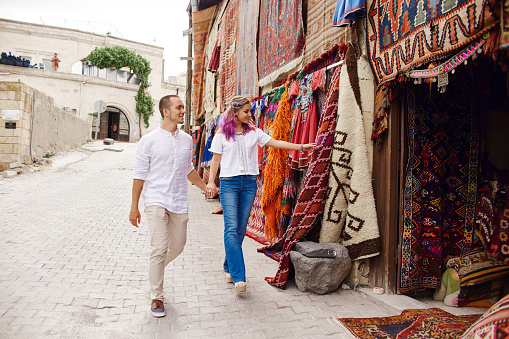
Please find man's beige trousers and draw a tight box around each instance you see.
[145,205,188,301]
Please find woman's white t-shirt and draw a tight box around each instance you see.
[209,128,272,178]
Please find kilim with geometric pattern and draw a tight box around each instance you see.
[400,68,479,292]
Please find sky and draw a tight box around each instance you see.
[1,0,190,79]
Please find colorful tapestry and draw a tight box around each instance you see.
[319,48,380,260]
[236,0,259,96]
[332,0,366,27]
[261,85,294,242]
[400,69,479,292]
[258,0,306,87]
[192,5,217,120]
[366,0,498,84]
[303,0,349,65]
[477,181,509,264]
[260,64,343,289]
[338,308,481,339]
[461,293,509,339]
[219,0,239,110]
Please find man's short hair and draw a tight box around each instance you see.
[159,95,180,118]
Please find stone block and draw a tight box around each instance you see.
[0,128,15,137]
[0,100,23,110]
[0,136,19,143]
[103,138,114,145]
[0,91,15,101]
[290,242,351,295]
[9,162,22,169]
[1,170,17,178]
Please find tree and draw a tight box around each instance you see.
[85,46,154,128]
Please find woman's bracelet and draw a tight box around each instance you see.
[300,144,304,153]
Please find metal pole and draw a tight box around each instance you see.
[185,8,193,133]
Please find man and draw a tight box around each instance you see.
[129,95,217,317]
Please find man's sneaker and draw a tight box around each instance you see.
[151,299,165,317]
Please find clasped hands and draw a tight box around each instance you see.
[205,183,219,198]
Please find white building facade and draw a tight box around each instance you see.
[0,18,185,141]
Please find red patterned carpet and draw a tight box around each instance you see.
[338,308,481,339]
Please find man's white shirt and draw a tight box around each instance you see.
[133,128,193,214]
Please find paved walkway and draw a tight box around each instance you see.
[0,141,484,338]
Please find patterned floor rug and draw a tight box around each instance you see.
[338,308,481,339]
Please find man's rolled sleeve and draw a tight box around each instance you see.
[133,138,150,180]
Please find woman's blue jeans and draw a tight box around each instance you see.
[219,175,257,283]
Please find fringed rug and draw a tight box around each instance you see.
[367,0,498,84]
[192,5,216,119]
[259,62,343,289]
[257,0,306,87]
[338,308,481,339]
[236,0,259,96]
[218,0,239,109]
[400,68,479,292]
[319,47,381,260]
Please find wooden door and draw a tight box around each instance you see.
[118,112,130,142]
[99,112,109,140]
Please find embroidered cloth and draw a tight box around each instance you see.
[367,0,498,84]
[288,69,322,169]
[260,65,343,289]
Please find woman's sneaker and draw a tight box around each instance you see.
[151,299,165,317]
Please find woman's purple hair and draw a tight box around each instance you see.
[219,96,254,141]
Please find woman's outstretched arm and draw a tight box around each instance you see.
[265,139,315,152]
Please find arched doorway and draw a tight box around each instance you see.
[98,106,130,142]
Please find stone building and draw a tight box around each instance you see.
[0,18,185,143]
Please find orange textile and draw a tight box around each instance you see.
[192,5,216,120]
[261,84,294,241]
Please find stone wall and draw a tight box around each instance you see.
[0,81,89,164]
[0,82,33,163]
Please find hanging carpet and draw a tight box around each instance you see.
[338,308,481,339]
[258,0,306,87]
[219,0,239,110]
[400,69,479,292]
[259,64,343,289]
[192,5,217,120]
[303,0,349,65]
[319,50,381,261]
[367,0,498,84]
[236,0,259,96]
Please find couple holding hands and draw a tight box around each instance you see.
[129,95,314,317]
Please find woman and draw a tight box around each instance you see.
[206,96,315,293]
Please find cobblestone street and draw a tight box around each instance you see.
[0,141,477,338]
